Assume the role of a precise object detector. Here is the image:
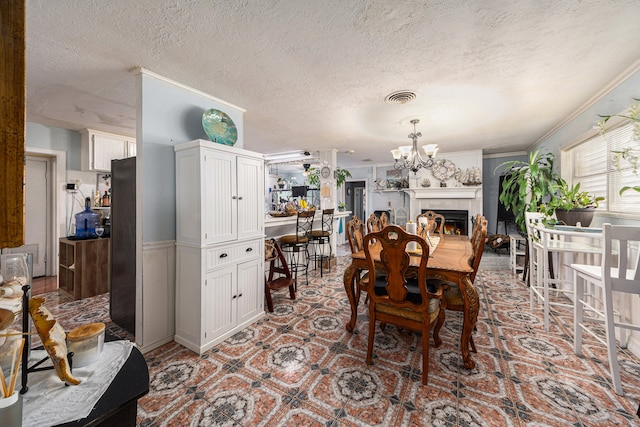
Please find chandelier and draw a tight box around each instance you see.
[390,119,438,174]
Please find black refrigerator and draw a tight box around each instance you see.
[110,157,136,335]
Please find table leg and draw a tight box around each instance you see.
[460,275,479,369]
[343,262,359,332]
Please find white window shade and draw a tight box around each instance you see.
[565,121,639,215]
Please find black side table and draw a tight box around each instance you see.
[55,335,149,427]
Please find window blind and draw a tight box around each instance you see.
[565,121,639,214]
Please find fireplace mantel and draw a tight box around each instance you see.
[403,187,481,199]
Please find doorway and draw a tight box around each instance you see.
[344,180,366,220]
[2,156,53,277]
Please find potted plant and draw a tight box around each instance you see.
[538,179,604,226]
[495,149,561,234]
[334,167,352,188]
[338,201,347,212]
[306,167,352,188]
[307,168,320,188]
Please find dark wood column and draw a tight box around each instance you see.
[0,0,26,248]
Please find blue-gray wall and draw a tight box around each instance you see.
[139,73,245,243]
[530,67,640,225]
[26,122,81,170]
[482,154,528,235]
[533,68,640,162]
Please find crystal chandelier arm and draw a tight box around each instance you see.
[390,119,438,173]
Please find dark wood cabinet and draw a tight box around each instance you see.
[59,237,109,299]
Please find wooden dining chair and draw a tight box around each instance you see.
[469,214,483,255]
[264,239,296,313]
[366,213,381,233]
[362,225,444,385]
[346,215,366,255]
[346,215,369,304]
[430,215,487,352]
[416,211,445,235]
[380,212,390,228]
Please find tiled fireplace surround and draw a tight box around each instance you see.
[403,150,483,235]
[407,187,483,236]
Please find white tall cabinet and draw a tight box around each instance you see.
[175,139,265,354]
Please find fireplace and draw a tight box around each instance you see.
[422,209,469,235]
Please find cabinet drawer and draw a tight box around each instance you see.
[206,240,261,270]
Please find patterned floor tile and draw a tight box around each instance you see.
[138,374,193,420]
[243,331,330,389]
[264,403,338,427]
[33,246,640,426]
[507,357,616,424]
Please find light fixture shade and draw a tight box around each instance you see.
[422,144,438,157]
[399,146,412,158]
[389,119,438,174]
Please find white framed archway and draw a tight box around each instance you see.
[24,147,66,277]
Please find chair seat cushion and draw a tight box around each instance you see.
[374,276,440,312]
[376,302,440,322]
[310,230,331,237]
[280,235,309,244]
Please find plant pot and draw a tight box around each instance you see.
[555,208,595,227]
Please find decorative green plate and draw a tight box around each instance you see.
[202,109,238,146]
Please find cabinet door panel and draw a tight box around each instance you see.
[204,266,236,341]
[236,156,264,240]
[204,150,237,244]
[236,258,263,325]
[126,140,137,157]
[92,134,127,170]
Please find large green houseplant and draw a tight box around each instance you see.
[495,149,561,234]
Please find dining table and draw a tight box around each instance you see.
[343,234,478,369]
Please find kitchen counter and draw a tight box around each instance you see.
[265,210,351,229]
[264,211,352,249]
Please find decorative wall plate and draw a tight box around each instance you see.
[432,159,456,181]
[202,109,238,146]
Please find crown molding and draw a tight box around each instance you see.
[130,67,246,112]
[534,59,640,148]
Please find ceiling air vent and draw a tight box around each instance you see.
[384,90,417,105]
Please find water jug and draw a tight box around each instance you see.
[75,197,100,239]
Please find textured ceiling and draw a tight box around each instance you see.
[26,0,640,168]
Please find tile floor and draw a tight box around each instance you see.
[28,247,640,426]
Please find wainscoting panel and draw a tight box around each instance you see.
[140,240,176,353]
